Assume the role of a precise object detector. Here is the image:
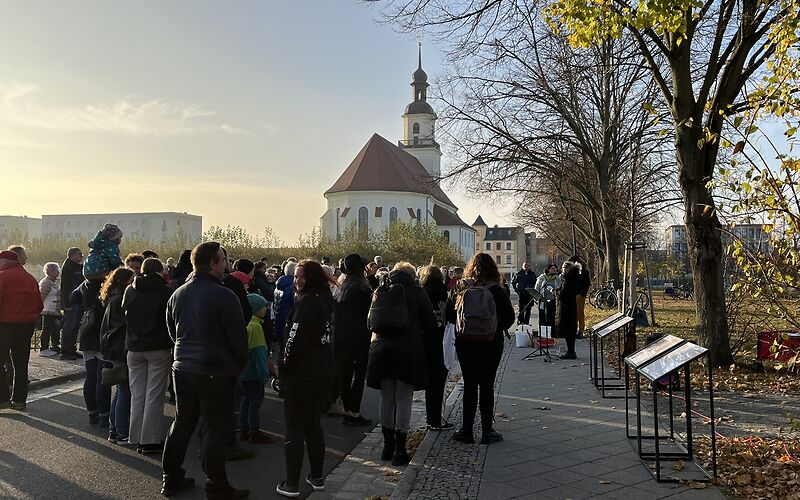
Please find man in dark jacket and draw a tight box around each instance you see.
[161,242,249,500]
[511,262,537,325]
[0,250,44,410]
[60,247,84,360]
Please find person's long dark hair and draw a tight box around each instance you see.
[296,259,336,296]
[464,252,503,285]
[99,267,134,305]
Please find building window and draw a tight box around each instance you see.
[495,242,501,250]
[375,206,383,218]
[389,207,398,224]
[358,206,369,238]
[162,220,167,231]
[506,255,512,264]
[496,255,501,265]
[416,209,422,222]
[485,242,491,250]
[336,208,341,237]
[413,122,420,134]
[506,242,512,250]
[443,230,450,243]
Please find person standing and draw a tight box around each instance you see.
[60,247,84,360]
[161,242,249,500]
[419,265,454,431]
[448,253,515,445]
[73,275,111,425]
[569,256,591,337]
[275,260,336,497]
[169,250,193,290]
[334,254,373,427]
[366,263,437,466]
[99,267,135,445]
[123,258,174,455]
[238,293,274,444]
[535,264,561,327]
[124,253,145,275]
[554,261,581,359]
[0,250,44,410]
[511,262,537,325]
[38,262,62,356]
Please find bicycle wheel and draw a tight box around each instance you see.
[595,290,617,310]
[674,288,686,300]
[635,292,650,310]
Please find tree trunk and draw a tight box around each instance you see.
[676,126,733,366]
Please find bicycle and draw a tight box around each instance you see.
[592,280,650,310]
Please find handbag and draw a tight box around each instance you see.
[101,361,128,386]
[442,323,461,374]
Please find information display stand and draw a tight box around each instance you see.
[629,341,718,483]
[592,315,633,398]
[588,312,625,381]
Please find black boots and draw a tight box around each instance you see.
[381,427,395,461]
[392,431,411,466]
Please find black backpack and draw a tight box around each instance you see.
[368,278,410,336]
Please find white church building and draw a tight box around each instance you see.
[320,48,476,259]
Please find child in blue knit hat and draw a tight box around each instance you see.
[239,293,274,444]
[83,223,124,279]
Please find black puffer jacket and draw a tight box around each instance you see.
[123,273,173,352]
[333,277,372,364]
[100,291,127,363]
[167,272,248,377]
[281,289,336,386]
[554,267,580,338]
[366,270,437,391]
[72,279,104,352]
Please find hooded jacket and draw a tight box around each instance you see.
[83,230,123,277]
[366,270,437,391]
[0,262,44,323]
[333,275,372,363]
[100,290,127,362]
[123,273,174,352]
[280,289,335,385]
[72,279,104,352]
[167,272,248,377]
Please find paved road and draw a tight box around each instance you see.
[0,381,380,500]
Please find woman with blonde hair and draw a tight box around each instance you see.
[447,253,515,445]
[366,262,437,465]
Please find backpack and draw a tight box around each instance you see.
[368,278,410,336]
[455,280,498,343]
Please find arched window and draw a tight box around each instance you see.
[416,209,422,223]
[412,122,420,134]
[443,230,450,243]
[358,206,369,239]
[336,207,341,238]
[389,207,398,224]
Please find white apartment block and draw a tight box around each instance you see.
[0,216,42,241]
[41,212,202,244]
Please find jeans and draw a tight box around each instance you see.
[83,356,112,418]
[456,339,503,433]
[0,322,34,404]
[162,370,235,491]
[61,306,83,355]
[379,379,414,432]
[109,381,131,438]
[40,315,61,351]
[127,349,171,445]
[282,380,328,487]
[239,380,264,432]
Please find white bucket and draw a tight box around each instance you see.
[515,326,532,348]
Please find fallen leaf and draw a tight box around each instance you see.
[598,480,612,484]
[672,460,685,471]
[687,480,708,489]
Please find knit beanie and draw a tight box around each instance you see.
[102,223,123,241]
[247,293,268,315]
[234,258,255,275]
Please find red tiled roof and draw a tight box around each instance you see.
[325,133,455,209]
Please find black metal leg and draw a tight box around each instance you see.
[685,366,693,459]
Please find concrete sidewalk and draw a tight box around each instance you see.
[397,326,727,499]
[26,352,84,391]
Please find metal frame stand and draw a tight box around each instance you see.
[591,316,633,398]
[588,312,624,381]
[523,298,558,362]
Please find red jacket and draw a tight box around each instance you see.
[0,263,44,323]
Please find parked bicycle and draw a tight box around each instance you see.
[664,283,693,300]
[590,280,650,310]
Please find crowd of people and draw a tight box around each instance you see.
[0,222,590,499]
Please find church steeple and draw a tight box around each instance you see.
[400,43,442,181]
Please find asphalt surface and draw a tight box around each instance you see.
[0,382,380,500]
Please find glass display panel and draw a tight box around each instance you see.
[596,316,634,338]
[591,312,625,332]
[638,342,708,381]
[625,335,685,369]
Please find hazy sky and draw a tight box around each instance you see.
[0,0,513,244]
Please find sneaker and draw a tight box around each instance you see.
[9,402,25,411]
[453,428,474,444]
[224,446,254,461]
[480,429,504,444]
[138,443,164,455]
[248,430,275,444]
[161,476,194,497]
[305,474,325,491]
[275,482,300,498]
[108,432,119,444]
[116,437,133,446]
[344,414,373,427]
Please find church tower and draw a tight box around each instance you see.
[399,43,442,181]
